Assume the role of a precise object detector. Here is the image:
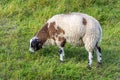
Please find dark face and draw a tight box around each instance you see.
[29,37,42,52]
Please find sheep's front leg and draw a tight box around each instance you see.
[59,47,65,62]
[57,37,66,62]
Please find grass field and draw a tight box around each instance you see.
[0,0,120,80]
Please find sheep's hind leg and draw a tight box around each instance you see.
[83,40,94,69]
[96,45,102,67]
[87,51,93,69]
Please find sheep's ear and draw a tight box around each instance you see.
[38,42,43,48]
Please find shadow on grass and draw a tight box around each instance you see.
[33,44,120,66]
[35,45,88,62]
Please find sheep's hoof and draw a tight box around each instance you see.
[60,60,64,63]
[97,62,102,68]
[87,65,92,70]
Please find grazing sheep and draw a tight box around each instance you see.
[29,12,102,69]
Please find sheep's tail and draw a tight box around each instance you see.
[97,25,102,47]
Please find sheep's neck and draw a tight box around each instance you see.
[36,23,49,44]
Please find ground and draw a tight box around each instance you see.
[0,0,120,80]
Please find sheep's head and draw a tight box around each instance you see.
[29,37,43,52]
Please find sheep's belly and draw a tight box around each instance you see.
[66,38,84,47]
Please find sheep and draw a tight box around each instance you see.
[29,12,102,69]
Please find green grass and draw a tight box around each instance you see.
[0,0,120,80]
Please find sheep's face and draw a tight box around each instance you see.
[29,37,42,52]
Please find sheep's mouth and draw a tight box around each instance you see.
[29,47,35,53]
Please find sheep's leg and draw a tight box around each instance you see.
[57,37,66,62]
[96,46,102,67]
[83,39,94,69]
[59,47,64,62]
[88,52,93,69]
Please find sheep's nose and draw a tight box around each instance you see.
[29,48,34,53]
